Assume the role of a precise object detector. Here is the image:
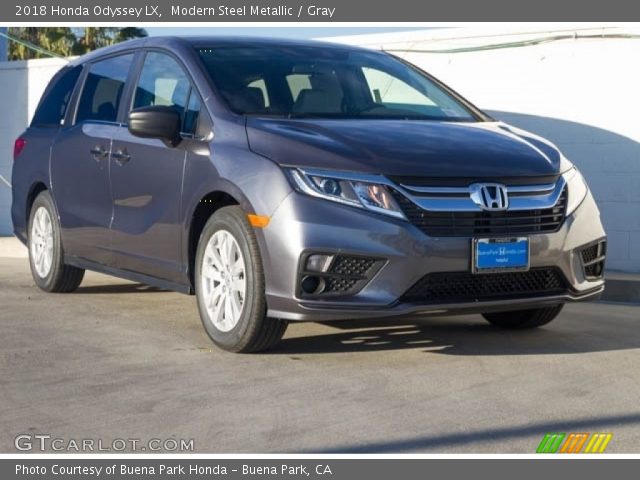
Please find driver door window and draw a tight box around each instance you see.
[132,52,209,138]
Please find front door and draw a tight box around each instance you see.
[109,51,195,282]
[51,54,134,265]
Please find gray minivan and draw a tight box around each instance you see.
[12,37,606,352]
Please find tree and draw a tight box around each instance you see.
[7,27,147,60]
[73,27,148,54]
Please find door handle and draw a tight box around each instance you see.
[112,149,131,166]
[90,145,108,161]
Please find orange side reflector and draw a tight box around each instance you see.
[247,214,270,228]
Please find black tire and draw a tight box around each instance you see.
[27,191,84,293]
[482,304,564,329]
[194,206,287,353]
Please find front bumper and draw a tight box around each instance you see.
[258,190,606,321]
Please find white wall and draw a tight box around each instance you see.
[327,26,640,272]
[0,57,68,238]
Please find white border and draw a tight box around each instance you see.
[1,20,639,460]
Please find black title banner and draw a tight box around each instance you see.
[4,0,640,22]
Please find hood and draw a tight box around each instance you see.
[246,118,565,178]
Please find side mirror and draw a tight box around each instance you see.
[128,106,181,146]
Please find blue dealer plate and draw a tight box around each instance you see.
[474,237,529,273]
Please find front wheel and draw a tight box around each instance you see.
[194,206,287,353]
[482,304,564,329]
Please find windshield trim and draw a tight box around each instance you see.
[245,112,478,122]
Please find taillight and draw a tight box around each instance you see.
[13,138,26,161]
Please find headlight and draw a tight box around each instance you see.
[286,168,406,220]
[562,167,588,215]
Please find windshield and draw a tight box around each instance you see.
[197,45,479,121]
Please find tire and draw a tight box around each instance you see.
[28,191,85,293]
[194,206,288,353]
[482,304,564,330]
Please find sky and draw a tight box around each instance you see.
[146,27,426,39]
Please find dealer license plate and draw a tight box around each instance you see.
[473,237,530,273]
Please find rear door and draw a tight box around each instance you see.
[109,51,192,282]
[51,53,135,265]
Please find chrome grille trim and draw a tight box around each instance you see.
[399,183,555,196]
[391,186,568,237]
[395,177,566,212]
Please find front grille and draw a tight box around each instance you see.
[392,187,567,237]
[579,240,606,279]
[401,268,568,304]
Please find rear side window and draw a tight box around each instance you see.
[31,66,82,127]
[76,54,134,123]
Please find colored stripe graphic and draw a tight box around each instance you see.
[584,433,613,453]
[537,433,613,453]
[536,433,566,453]
[560,433,589,453]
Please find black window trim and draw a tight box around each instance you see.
[181,86,197,139]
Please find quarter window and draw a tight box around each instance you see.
[31,65,82,127]
[183,91,201,136]
[76,54,134,123]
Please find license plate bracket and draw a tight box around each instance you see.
[473,237,530,274]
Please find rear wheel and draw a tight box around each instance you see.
[482,304,564,329]
[194,206,287,353]
[28,191,84,292]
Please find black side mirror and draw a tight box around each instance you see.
[128,106,181,146]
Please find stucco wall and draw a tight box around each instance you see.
[0,57,68,239]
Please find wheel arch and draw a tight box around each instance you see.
[25,182,49,231]
[186,190,244,291]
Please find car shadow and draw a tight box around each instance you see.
[269,308,640,356]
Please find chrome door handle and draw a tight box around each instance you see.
[112,149,131,166]
[90,145,108,161]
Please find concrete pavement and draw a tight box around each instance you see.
[1,255,640,453]
[0,236,26,258]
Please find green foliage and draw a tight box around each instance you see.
[8,27,148,60]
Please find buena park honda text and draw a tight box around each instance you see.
[11,37,606,352]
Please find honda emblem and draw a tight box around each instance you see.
[470,183,509,211]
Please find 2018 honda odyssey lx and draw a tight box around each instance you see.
[11,37,606,352]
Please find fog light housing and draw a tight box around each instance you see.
[306,254,334,273]
[298,253,382,298]
[301,276,326,295]
[579,239,606,280]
